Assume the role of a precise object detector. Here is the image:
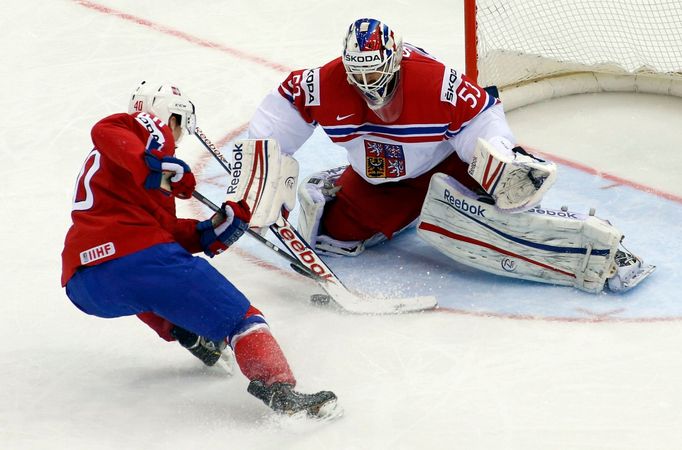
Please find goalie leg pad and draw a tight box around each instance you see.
[297,166,345,247]
[297,166,364,256]
[417,173,623,293]
[297,166,397,256]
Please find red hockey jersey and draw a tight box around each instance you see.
[61,112,201,286]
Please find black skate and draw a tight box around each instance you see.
[171,326,226,367]
[247,380,342,420]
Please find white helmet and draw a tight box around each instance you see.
[128,81,196,141]
[342,18,403,109]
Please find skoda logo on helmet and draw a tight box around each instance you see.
[344,53,382,64]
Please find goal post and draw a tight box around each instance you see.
[464,0,682,110]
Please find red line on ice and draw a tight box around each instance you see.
[529,147,682,205]
[73,0,291,72]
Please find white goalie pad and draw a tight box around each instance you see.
[297,166,395,256]
[467,137,557,212]
[297,166,345,246]
[296,166,370,256]
[417,173,624,293]
[224,139,298,228]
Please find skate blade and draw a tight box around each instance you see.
[213,350,235,376]
[313,398,344,421]
[622,263,656,291]
[284,398,344,423]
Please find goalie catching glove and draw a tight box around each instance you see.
[467,136,557,212]
[197,200,251,257]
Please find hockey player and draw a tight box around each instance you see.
[61,82,340,419]
[247,18,653,293]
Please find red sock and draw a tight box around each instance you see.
[137,312,175,341]
[233,330,296,386]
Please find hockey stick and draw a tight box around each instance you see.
[193,130,438,314]
[195,127,232,175]
[268,216,438,314]
[191,190,324,282]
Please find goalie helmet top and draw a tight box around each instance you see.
[342,18,403,110]
[128,81,196,142]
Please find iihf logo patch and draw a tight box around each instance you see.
[364,140,406,178]
[80,242,116,265]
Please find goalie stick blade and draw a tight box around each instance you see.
[318,280,437,314]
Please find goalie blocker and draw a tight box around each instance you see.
[223,139,299,228]
[417,173,655,293]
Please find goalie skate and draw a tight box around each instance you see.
[247,380,343,421]
[606,248,656,292]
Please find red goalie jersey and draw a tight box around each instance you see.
[248,44,504,184]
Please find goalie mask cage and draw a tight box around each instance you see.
[464,0,682,110]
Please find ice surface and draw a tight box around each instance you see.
[3,1,682,449]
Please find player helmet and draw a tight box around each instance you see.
[128,81,196,142]
[342,18,403,109]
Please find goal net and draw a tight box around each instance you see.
[465,0,682,109]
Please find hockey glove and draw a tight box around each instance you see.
[197,200,251,257]
[144,154,197,199]
[468,137,557,212]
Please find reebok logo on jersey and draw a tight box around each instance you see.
[80,242,116,264]
[336,114,354,121]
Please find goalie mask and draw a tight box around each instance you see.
[128,81,196,142]
[342,18,403,116]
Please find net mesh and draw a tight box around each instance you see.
[475,0,682,88]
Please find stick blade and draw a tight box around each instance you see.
[320,281,437,314]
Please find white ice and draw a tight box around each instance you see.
[3,1,682,449]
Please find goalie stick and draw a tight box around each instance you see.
[193,189,436,314]
[192,130,438,314]
[269,216,438,314]
[191,190,323,282]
